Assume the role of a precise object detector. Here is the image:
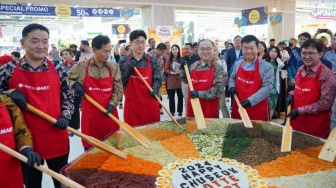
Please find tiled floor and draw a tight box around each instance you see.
[42,95,285,187]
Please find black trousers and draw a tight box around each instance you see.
[167,89,183,114]
[21,152,69,188]
[70,95,81,130]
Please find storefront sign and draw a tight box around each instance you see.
[312,9,336,20]
[0,4,120,17]
[241,7,268,26]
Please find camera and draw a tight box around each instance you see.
[319,29,328,33]
[119,39,126,44]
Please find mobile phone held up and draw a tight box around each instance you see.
[319,29,328,33]
[119,39,126,44]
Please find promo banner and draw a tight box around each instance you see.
[112,24,131,38]
[147,26,182,47]
[0,4,120,17]
[241,7,268,26]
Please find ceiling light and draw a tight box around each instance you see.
[74,5,79,8]
[322,1,325,7]
[27,3,32,6]
[272,6,276,12]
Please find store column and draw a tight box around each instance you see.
[60,23,73,40]
[83,17,103,39]
[267,0,296,41]
[141,5,175,28]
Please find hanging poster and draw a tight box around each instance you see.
[241,7,268,26]
[112,24,131,38]
[148,26,182,46]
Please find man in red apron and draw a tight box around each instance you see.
[0,24,74,188]
[180,39,225,118]
[0,95,40,188]
[118,29,161,126]
[229,35,274,121]
[286,39,336,139]
[68,35,123,150]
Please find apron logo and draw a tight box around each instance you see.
[88,87,112,92]
[0,127,13,134]
[295,85,311,92]
[18,83,50,90]
[131,75,149,80]
[237,77,254,84]
[191,79,208,83]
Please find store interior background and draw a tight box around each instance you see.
[0,0,335,55]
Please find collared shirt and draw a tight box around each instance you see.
[62,60,75,72]
[241,58,257,71]
[229,57,274,107]
[180,60,225,99]
[67,58,123,107]
[84,51,94,60]
[324,50,336,72]
[291,61,336,115]
[119,53,162,94]
[0,58,74,118]
[179,53,200,67]
[0,95,33,150]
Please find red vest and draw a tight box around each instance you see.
[9,59,68,159]
[0,102,24,188]
[291,64,330,139]
[124,55,160,127]
[231,58,269,121]
[186,60,219,118]
[81,59,119,148]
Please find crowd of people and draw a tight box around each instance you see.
[0,23,335,188]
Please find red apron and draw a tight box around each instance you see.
[124,55,160,127]
[81,59,119,148]
[0,103,24,188]
[231,58,269,121]
[9,59,68,159]
[291,64,330,139]
[186,60,219,118]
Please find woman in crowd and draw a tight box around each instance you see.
[227,43,234,49]
[11,52,20,61]
[75,51,85,62]
[164,44,183,116]
[258,41,268,59]
[265,46,285,119]
[277,42,290,63]
[62,49,80,136]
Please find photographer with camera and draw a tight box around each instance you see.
[114,39,127,63]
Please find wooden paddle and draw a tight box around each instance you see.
[183,64,207,129]
[0,143,84,188]
[233,94,253,128]
[27,104,127,159]
[133,67,182,130]
[84,94,152,147]
[281,105,292,152]
[318,128,336,162]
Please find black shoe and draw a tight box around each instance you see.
[272,114,279,119]
[171,113,175,116]
[178,113,182,116]
[280,121,286,126]
[160,109,164,115]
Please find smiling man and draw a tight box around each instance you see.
[68,35,123,150]
[286,39,336,139]
[180,39,225,118]
[229,35,274,121]
[0,23,74,188]
[119,29,161,126]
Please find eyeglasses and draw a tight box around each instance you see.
[133,40,146,46]
[301,51,319,57]
[199,48,213,52]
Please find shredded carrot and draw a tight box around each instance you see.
[254,151,336,178]
[138,128,183,140]
[298,145,336,165]
[101,154,163,177]
[68,152,111,170]
[159,134,200,159]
